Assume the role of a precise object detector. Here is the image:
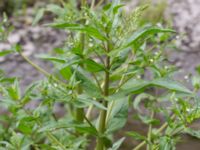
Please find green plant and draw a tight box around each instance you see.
[0,0,200,150]
[138,0,169,25]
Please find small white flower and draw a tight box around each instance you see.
[154,52,159,56]
[89,43,93,47]
[176,35,180,39]
[150,59,154,63]
[184,75,189,80]
[137,75,141,79]
[164,66,169,69]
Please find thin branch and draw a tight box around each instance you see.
[133,114,176,150]
[20,52,50,77]
[147,111,154,150]
[95,0,104,8]
[24,109,67,150]
[84,115,98,135]
[19,52,67,88]
[90,0,96,9]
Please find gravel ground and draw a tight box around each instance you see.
[1,0,200,88]
[0,0,200,149]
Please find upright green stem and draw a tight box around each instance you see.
[81,0,86,6]
[106,54,135,124]
[96,44,110,150]
[75,86,84,122]
[147,111,154,150]
[75,0,86,123]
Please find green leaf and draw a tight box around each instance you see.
[159,136,176,150]
[49,23,107,41]
[126,25,176,47]
[106,97,129,134]
[126,131,146,141]
[133,93,155,112]
[49,23,80,29]
[108,137,125,150]
[46,4,66,16]
[75,125,98,136]
[103,3,112,11]
[60,66,72,80]
[76,68,102,98]
[7,79,20,100]
[137,115,160,125]
[0,50,13,57]
[109,26,175,56]
[17,117,36,134]
[39,122,72,132]
[39,121,98,136]
[32,8,45,26]
[21,83,38,106]
[121,79,149,94]
[84,59,105,72]
[113,4,125,14]
[76,95,107,110]
[151,78,192,94]
[37,54,66,64]
[121,78,192,95]
[184,128,200,139]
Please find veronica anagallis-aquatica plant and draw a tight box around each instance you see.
[1,0,200,150]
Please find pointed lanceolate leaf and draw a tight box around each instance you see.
[0,50,13,57]
[60,66,72,80]
[184,128,200,139]
[106,97,129,134]
[126,131,146,141]
[46,4,66,16]
[75,68,102,98]
[151,78,192,94]
[121,78,192,96]
[126,25,176,47]
[121,79,150,94]
[37,54,66,64]
[49,23,107,41]
[39,121,98,136]
[108,137,125,150]
[32,8,45,26]
[39,122,71,132]
[76,96,107,110]
[84,59,105,72]
[133,93,155,112]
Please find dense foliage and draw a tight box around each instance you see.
[0,0,200,150]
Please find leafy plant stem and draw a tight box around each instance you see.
[133,114,176,150]
[106,54,135,124]
[96,44,110,150]
[81,0,87,7]
[75,0,86,123]
[46,132,67,150]
[24,110,67,149]
[147,111,154,150]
